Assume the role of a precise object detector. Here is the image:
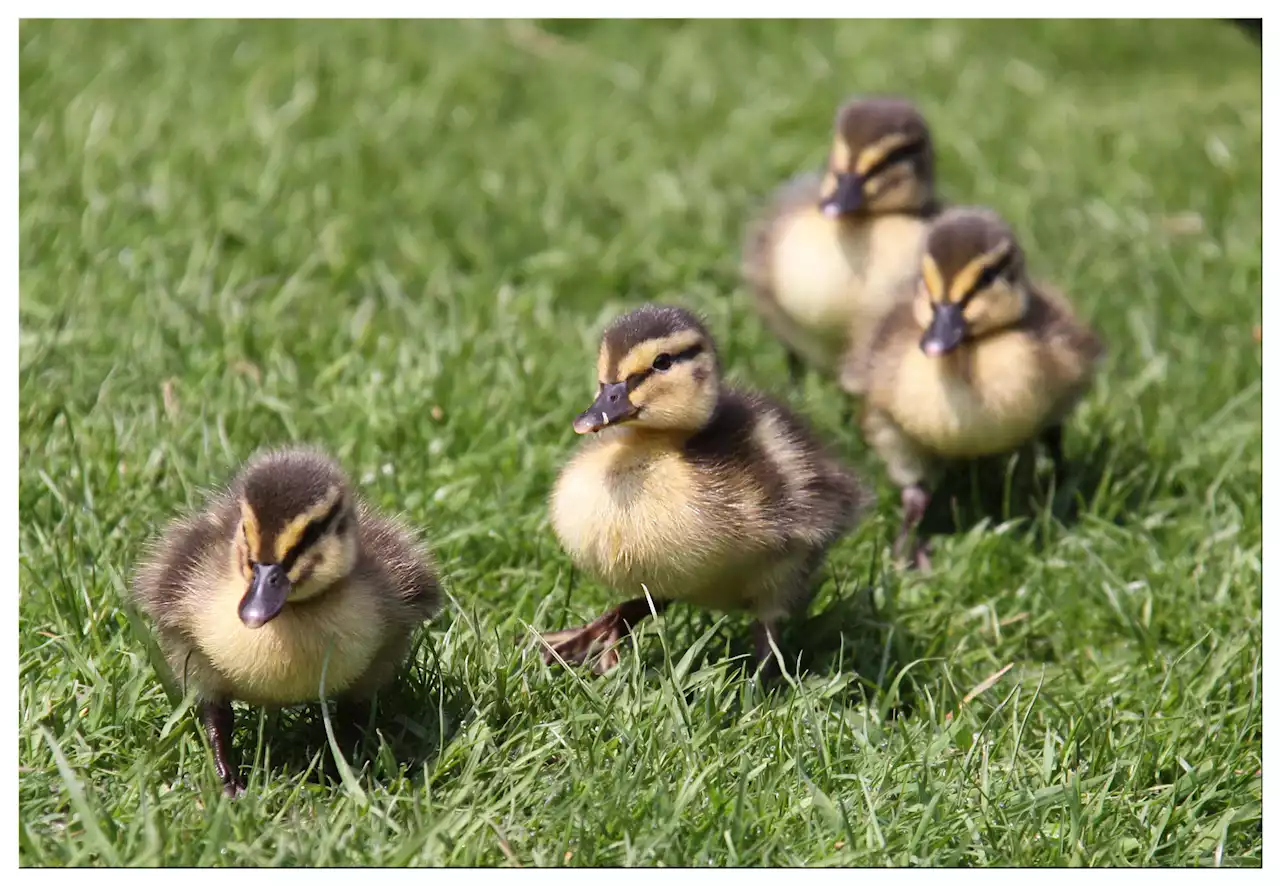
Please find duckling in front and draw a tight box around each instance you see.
[743,95,942,388]
[131,446,441,796]
[845,207,1104,570]
[542,304,868,676]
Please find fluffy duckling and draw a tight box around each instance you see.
[844,207,1104,569]
[541,304,868,675]
[743,95,942,387]
[131,446,441,796]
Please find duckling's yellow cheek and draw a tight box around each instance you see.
[289,539,352,600]
[962,302,988,329]
[287,551,322,589]
[964,285,1026,337]
[869,174,913,211]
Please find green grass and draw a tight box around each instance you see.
[18,19,1261,867]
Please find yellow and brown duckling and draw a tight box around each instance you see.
[131,445,441,796]
[742,95,942,387]
[541,304,868,676]
[843,207,1104,570]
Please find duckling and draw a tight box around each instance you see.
[540,304,868,675]
[742,95,942,388]
[844,206,1104,569]
[130,445,441,796]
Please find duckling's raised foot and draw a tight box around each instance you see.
[537,621,623,675]
[538,598,667,675]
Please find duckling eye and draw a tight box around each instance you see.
[971,264,1006,295]
[862,140,924,180]
[652,353,673,372]
[963,254,1016,304]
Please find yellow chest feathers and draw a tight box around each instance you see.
[769,210,926,334]
[550,436,741,595]
[887,333,1055,459]
[193,578,387,706]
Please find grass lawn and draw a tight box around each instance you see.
[17,19,1261,866]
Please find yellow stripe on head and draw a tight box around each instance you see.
[596,344,611,388]
[854,132,914,177]
[947,239,1013,304]
[272,485,343,563]
[921,253,946,304]
[829,137,852,171]
[240,500,262,561]
[616,329,704,380]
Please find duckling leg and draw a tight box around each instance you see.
[1040,424,1066,482]
[200,699,244,798]
[751,620,782,680]
[539,597,669,674]
[337,698,373,751]
[786,350,806,388]
[893,484,933,572]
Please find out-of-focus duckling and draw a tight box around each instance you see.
[844,207,1104,569]
[541,304,868,675]
[743,95,942,388]
[131,446,441,796]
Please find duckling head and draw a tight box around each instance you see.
[819,95,936,219]
[913,207,1030,357]
[572,304,719,436]
[231,448,359,629]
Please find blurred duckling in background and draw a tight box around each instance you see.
[844,207,1104,570]
[743,95,942,388]
[131,446,441,796]
[541,304,868,676]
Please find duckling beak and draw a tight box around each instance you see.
[820,173,864,217]
[920,303,967,357]
[239,563,291,629]
[572,381,638,434]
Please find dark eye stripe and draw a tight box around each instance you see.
[624,342,705,390]
[280,497,344,573]
[861,140,923,181]
[958,252,1014,306]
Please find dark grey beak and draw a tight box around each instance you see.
[239,563,291,629]
[820,173,864,217]
[572,381,638,434]
[920,303,968,357]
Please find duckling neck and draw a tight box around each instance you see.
[608,424,698,450]
[927,344,978,380]
[836,194,939,223]
[916,194,943,218]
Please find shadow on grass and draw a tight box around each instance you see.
[613,556,933,720]
[913,429,1147,548]
[602,432,1149,714]
[236,638,466,792]
[536,425,1151,716]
